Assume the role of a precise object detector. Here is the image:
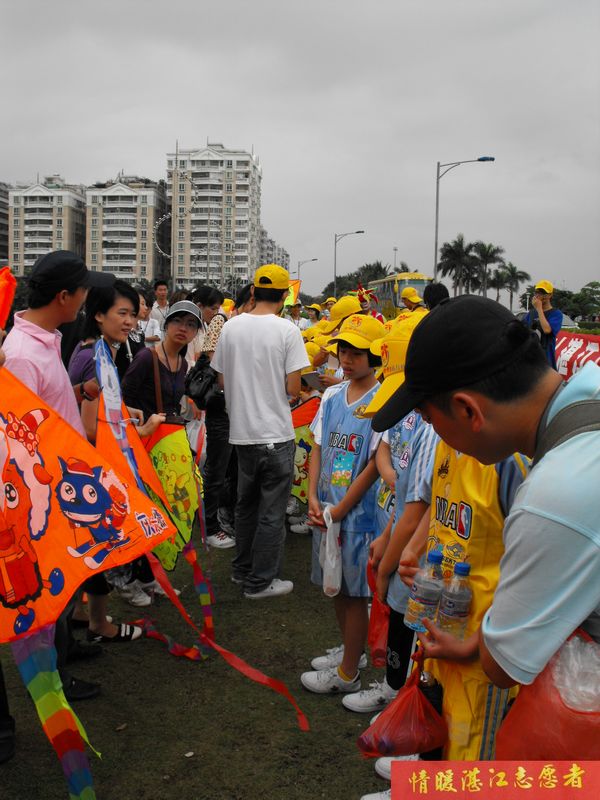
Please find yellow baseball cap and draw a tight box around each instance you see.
[319,295,363,334]
[328,314,386,350]
[305,303,322,312]
[313,334,331,349]
[254,263,290,290]
[363,328,414,417]
[303,319,329,340]
[535,280,554,294]
[401,286,423,303]
[222,298,235,315]
[371,313,423,356]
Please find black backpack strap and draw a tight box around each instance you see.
[533,399,600,466]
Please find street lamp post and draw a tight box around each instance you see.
[433,156,495,281]
[393,246,398,270]
[297,257,318,282]
[333,230,364,296]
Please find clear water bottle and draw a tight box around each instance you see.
[403,550,444,632]
[437,561,473,640]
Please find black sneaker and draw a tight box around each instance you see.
[0,716,15,765]
[63,677,101,702]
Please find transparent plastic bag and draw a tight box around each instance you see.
[496,630,600,760]
[319,505,342,597]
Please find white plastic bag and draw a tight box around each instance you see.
[319,505,342,597]
[551,635,600,712]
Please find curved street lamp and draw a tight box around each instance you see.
[334,230,364,296]
[297,257,318,282]
[434,156,495,281]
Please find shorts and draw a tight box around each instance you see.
[311,528,375,598]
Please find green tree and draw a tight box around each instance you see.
[472,242,505,297]
[320,261,390,298]
[489,268,509,302]
[438,234,477,295]
[503,262,531,311]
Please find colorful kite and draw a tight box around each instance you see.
[290,397,321,504]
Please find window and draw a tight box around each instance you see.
[178,255,184,264]
[140,253,146,263]
[225,207,231,215]
[56,218,63,226]
[140,195,147,204]
[226,183,232,192]
[91,254,97,263]
[57,197,63,205]
[168,160,173,168]
[179,160,186,167]
[56,230,62,239]
[179,207,185,215]
[178,230,185,239]
[13,241,19,250]
[13,197,20,205]
[179,218,185,228]
[141,230,147,239]
[178,243,184,252]
[141,242,146,251]
[141,218,147,228]
[178,266,185,275]
[92,206,98,216]
[92,196,99,204]
[179,183,186,191]
[91,242,97,251]
[141,206,147,216]
[91,230,98,239]
[179,195,186,203]
[226,160,233,168]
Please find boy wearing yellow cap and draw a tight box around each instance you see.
[524,280,563,369]
[301,314,385,695]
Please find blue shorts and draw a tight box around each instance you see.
[311,528,375,598]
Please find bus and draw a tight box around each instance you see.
[368,272,432,320]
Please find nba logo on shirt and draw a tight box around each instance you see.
[457,502,472,539]
[403,413,416,431]
[348,434,363,454]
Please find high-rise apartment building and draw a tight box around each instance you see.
[0,182,10,265]
[9,175,85,276]
[166,142,261,288]
[259,226,290,270]
[86,176,168,281]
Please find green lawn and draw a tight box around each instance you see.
[1,528,389,800]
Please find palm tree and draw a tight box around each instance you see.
[489,268,509,303]
[438,234,476,296]
[472,242,505,297]
[503,262,532,312]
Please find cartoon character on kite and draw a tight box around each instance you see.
[0,410,64,635]
[56,457,131,570]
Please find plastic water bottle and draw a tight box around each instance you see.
[437,562,473,640]
[403,550,444,632]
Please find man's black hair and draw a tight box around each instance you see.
[154,278,169,290]
[190,285,224,307]
[82,280,140,340]
[28,283,80,310]
[430,324,550,410]
[254,286,288,303]
[423,282,450,310]
[235,283,253,309]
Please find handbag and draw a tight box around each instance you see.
[366,562,390,668]
[318,505,342,597]
[184,353,225,412]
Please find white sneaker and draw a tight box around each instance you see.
[311,644,368,671]
[287,514,305,525]
[207,531,236,549]
[375,755,420,781]
[139,579,181,597]
[300,666,361,694]
[244,579,294,599]
[290,515,311,534]
[342,678,398,713]
[116,580,152,607]
[286,497,299,516]
[217,507,235,536]
[360,790,391,800]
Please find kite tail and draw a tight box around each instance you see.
[10,624,99,800]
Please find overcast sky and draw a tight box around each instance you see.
[3,0,599,299]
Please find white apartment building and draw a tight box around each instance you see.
[9,175,85,276]
[86,177,168,281]
[0,182,10,265]
[166,142,261,289]
[259,226,290,270]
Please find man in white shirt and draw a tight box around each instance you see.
[212,264,310,598]
[287,301,310,331]
[149,279,170,339]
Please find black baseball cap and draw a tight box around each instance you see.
[372,296,534,432]
[29,250,115,292]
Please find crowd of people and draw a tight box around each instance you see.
[0,250,598,800]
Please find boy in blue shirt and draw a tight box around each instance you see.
[524,279,563,369]
[301,314,385,694]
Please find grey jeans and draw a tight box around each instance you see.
[232,439,295,593]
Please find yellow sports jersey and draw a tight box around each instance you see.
[424,442,529,759]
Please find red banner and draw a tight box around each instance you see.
[556,331,600,380]
[392,761,600,800]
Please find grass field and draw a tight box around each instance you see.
[1,526,391,800]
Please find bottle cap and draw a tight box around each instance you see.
[427,550,443,564]
[454,561,471,576]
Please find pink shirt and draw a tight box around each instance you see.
[3,311,86,437]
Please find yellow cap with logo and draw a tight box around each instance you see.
[371,312,423,356]
[254,264,290,290]
[401,286,423,303]
[328,314,386,350]
[319,295,363,334]
[363,327,414,417]
[303,319,329,340]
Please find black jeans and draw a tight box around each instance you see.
[203,406,234,536]
[233,440,295,592]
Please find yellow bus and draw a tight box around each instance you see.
[368,272,432,320]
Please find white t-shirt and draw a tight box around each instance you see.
[212,313,310,445]
[149,302,169,339]
[138,318,162,347]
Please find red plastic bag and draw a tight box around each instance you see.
[496,630,600,760]
[357,662,448,757]
[367,562,390,667]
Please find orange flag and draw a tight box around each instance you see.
[0,369,177,643]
